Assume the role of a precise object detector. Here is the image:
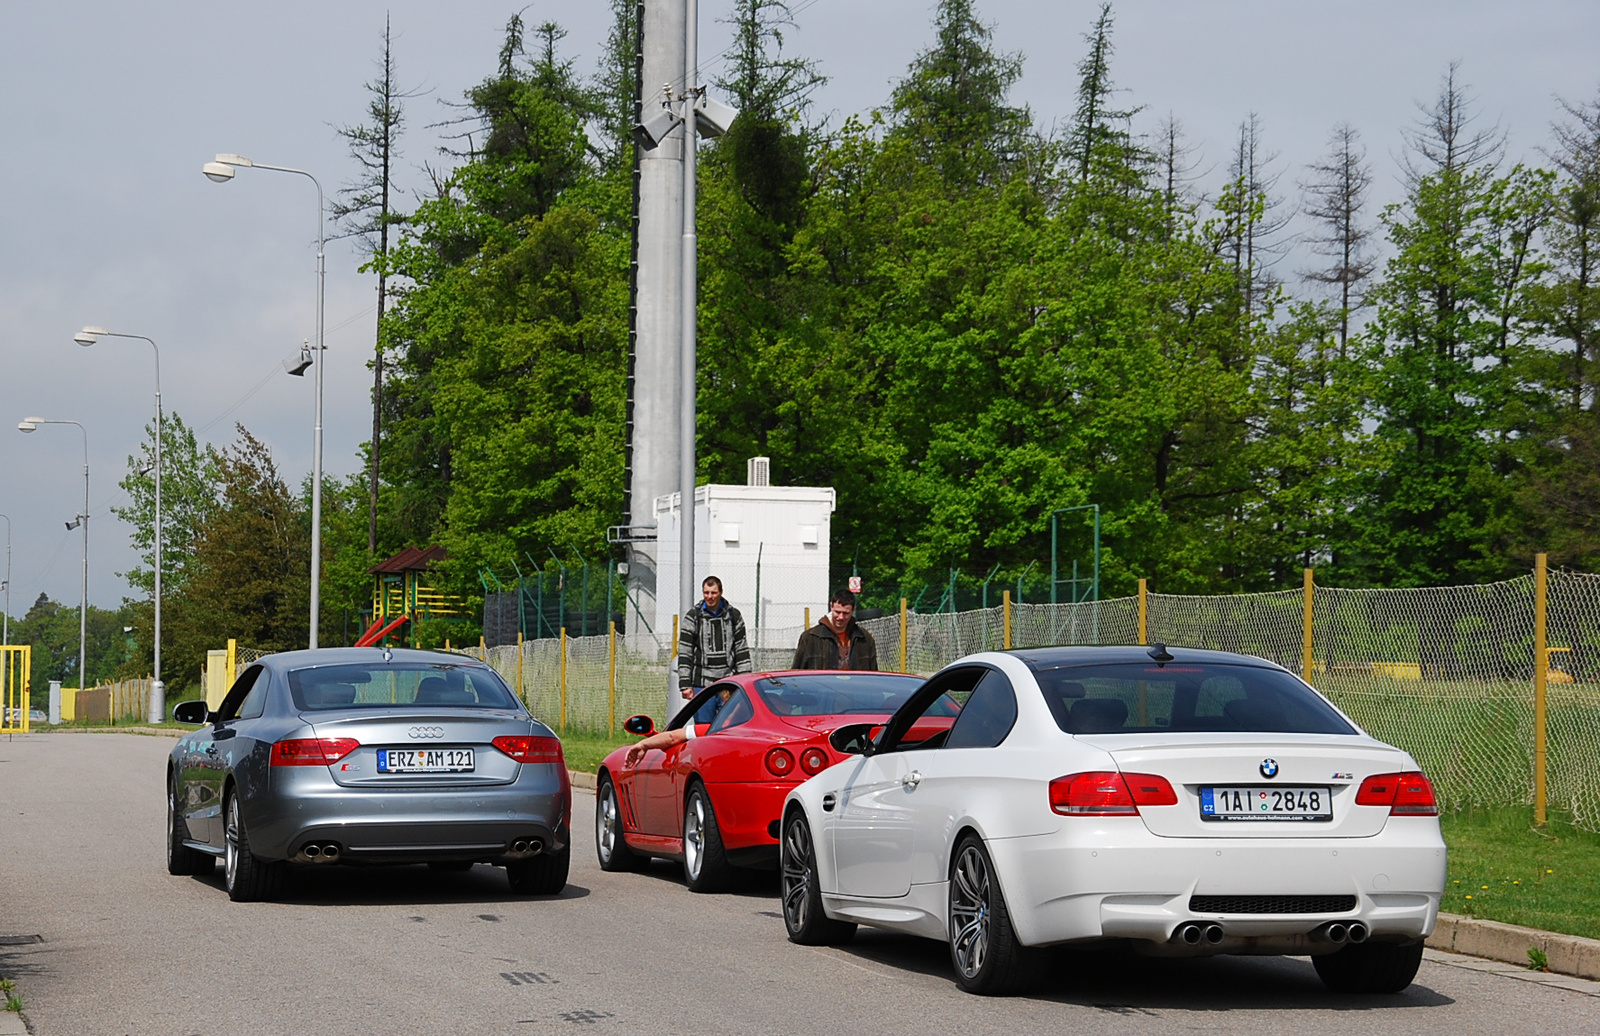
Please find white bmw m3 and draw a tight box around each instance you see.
[778,645,1446,995]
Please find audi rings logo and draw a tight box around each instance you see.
[408,726,445,739]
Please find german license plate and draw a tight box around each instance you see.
[377,748,474,773]
[1201,786,1331,821]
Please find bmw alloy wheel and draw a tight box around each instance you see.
[781,814,812,931]
[949,843,992,979]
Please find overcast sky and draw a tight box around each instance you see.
[2,0,1597,620]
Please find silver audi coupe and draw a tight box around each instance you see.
[167,648,571,901]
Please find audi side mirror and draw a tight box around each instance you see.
[624,714,655,737]
[173,700,211,725]
[829,723,878,756]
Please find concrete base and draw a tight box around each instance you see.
[1428,912,1600,981]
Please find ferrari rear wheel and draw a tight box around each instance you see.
[780,810,856,946]
[682,783,735,893]
[224,792,285,903]
[507,845,570,895]
[948,835,1042,995]
[1312,940,1424,993]
[166,779,213,876]
[596,774,644,872]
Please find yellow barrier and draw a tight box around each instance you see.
[1,645,31,732]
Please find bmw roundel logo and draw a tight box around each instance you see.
[1259,758,1279,779]
[408,726,445,739]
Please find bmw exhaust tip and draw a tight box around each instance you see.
[1346,921,1368,944]
[1203,924,1225,944]
[1176,923,1203,945]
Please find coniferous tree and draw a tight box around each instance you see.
[1300,123,1377,356]
[332,14,418,553]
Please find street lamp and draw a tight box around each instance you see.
[74,327,165,722]
[17,418,89,702]
[203,152,326,648]
[0,512,10,647]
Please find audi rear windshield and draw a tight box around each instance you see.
[1028,662,1357,735]
[754,673,926,716]
[287,663,519,711]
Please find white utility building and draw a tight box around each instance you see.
[651,460,834,663]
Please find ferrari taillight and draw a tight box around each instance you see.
[271,738,359,766]
[764,747,796,777]
[799,747,830,775]
[1355,771,1438,816]
[494,735,564,765]
[1049,771,1176,816]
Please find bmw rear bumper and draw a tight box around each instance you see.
[988,817,1446,952]
[247,766,568,863]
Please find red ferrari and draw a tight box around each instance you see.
[596,670,939,891]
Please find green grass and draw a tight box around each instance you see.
[557,729,636,774]
[1440,806,1600,940]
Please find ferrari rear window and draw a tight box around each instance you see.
[1029,663,1356,735]
[287,663,520,711]
[754,673,927,716]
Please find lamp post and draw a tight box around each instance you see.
[202,153,326,648]
[679,0,700,631]
[75,328,164,721]
[1,512,10,646]
[17,418,89,700]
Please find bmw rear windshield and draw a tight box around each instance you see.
[287,663,520,711]
[1028,662,1357,735]
[754,673,926,716]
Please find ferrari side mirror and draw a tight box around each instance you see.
[624,714,656,737]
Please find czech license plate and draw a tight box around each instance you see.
[1201,786,1331,821]
[377,748,474,773]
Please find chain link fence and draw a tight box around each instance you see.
[280,567,1600,832]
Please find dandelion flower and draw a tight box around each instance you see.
[1466,895,1474,899]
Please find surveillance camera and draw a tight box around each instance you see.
[284,345,313,377]
[633,106,683,151]
[694,94,740,138]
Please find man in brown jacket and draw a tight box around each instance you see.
[792,588,879,671]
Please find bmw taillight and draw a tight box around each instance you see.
[1355,771,1438,816]
[764,747,796,777]
[1049,771,1176,816]
[271,738,359,766]
[494,735,564,765]
[799,747,830,775]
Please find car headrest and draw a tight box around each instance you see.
[415,677,473,705]
[306,682,357,707]
[1067,697,1129,733]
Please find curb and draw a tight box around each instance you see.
[1428,912,1600,981]
[569,770,597,790]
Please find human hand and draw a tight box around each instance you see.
[681,688,695,699]
[625,743,647,767]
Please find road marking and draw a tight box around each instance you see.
[501,972,559,986]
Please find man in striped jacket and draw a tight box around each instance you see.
[678,576,752,721]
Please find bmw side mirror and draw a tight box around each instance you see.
[172,700,211,725]
[829,723,878,756]
[624,714,656,737]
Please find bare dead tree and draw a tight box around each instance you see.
[1153,113,1201,239]
[1221,113,1293,324]
[1299,123,1377,356]
[331,15,422,553]
[1401,61,1504,184]
[1546,90,1600,410]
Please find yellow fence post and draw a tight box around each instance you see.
[516,631,525,706]
[1301,569,1315,686]
[899,598,908,674]
[1535,552,1548,828]
[227,638,237,683]
[479,635,486,662]
[559,626,568,732]
[805,607,811,630]
[609,620,617,734]
[1002,590,1012,650]
[1138,578,1148,645]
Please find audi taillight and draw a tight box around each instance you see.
[799,747,830,775]
[764,747,796,777]
[494,735,564,765]
[270,738,359,766]
[1049,771,1176,816]
[1355,771,1438,816]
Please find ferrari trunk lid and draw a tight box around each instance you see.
[306,709,529,787]
[1076,733,1413,838]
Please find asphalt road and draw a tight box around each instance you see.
[0,732,1595,1035]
